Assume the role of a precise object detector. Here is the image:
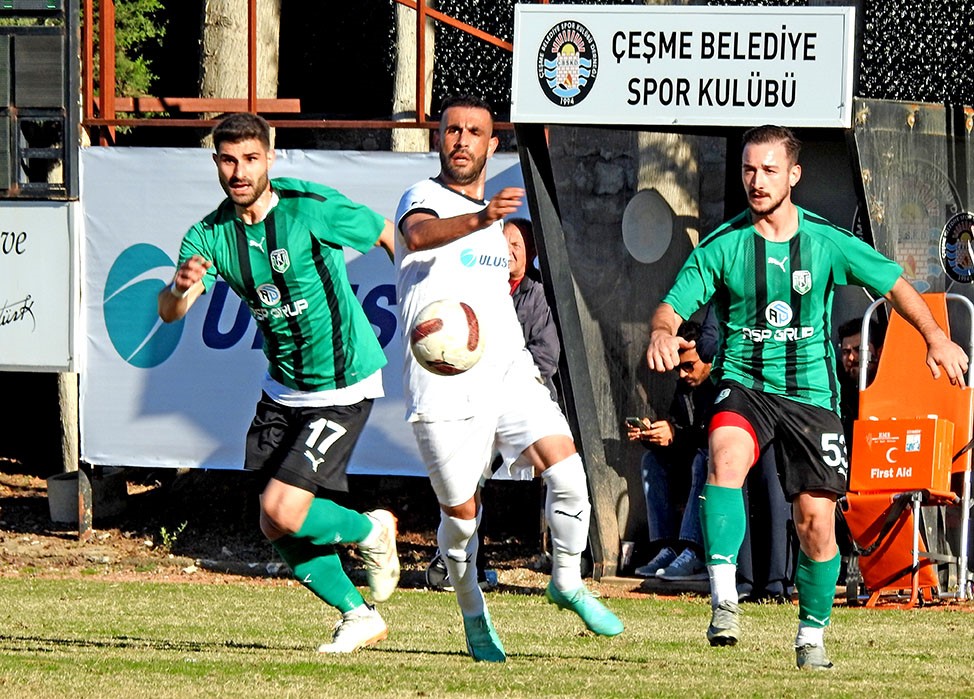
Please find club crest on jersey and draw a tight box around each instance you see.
[792,270,812,295]
[715,388,731,404]
[257,283,282,307]
[765,300,793,327]
[270,248,290,274]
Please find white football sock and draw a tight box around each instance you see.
[542,453,591,591]
[438,512,485,617]
[708,563,739,607]
[795,623,825,648]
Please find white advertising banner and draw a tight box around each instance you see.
[0,201,78,372]
[512,5,856,128]
[80,147,525,474]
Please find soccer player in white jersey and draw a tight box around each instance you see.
[394,95,623,662]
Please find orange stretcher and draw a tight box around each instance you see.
[841,292,974,608]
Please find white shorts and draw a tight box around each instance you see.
[411,356,572,507]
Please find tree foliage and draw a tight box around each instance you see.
[93,0,166,97]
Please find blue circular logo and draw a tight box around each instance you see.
[104,243,184,368]
[765,300,793,328]
[459,248,477,268]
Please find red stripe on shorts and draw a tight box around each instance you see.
[709,411,760,467]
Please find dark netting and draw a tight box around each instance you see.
[700,1,974,105]
[432,0,641,120]
[858,0,974,105]
[430,1,974,114]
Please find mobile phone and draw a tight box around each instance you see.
[625,417,646,429]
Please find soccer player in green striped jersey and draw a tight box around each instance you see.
[647,125,969,670]
[158,113,402,654]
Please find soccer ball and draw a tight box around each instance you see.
[409,299,484,376]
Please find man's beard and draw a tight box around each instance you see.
[439,148,486,187]
[222,173,269,208]
[748,190,786,217]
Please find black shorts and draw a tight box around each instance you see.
[244,392,373,494]
[711,381,847,501]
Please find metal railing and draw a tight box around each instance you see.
[82,0,542,143]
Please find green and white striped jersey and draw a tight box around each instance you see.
[664,206,902,412]
[179,177,386,392]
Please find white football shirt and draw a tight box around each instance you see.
[395,177,529,421]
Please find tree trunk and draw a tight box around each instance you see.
[199,0,281,146]
[391,1,435,153]
[58,372,79,472]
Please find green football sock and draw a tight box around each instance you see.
[272,535,365,613]
[295,497,373,546]
[795,550,840,628]
[699,484,746,567]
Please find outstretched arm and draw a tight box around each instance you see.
[400,187,524,252]
[158,255,211,323]
[646,302,690,372]
[885,276,969,386]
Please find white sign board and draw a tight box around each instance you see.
[80,148,526,475]
[512,5,855,128]
[0,201,78,372]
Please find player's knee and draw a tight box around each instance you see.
[438,513,478,562]
[259,496,308,539]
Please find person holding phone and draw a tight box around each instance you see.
[626,318,715,581]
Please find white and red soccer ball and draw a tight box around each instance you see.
[409,299,484,376]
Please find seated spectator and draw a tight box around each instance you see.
[836,317,883,446]
[627,318,715,581]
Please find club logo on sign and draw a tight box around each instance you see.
[940,211,974,284]
[537,20,598,107]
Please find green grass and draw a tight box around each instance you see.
[0,578,973,698]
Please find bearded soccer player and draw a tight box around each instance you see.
[395,95,622,662]
[646,125,968,670]
[158,113,401,654]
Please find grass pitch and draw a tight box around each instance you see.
[1,578,972,698]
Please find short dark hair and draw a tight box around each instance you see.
[742,125,801,166]
[837,317,884,347]
[212,113,271,151]
[438,94,495,122]
[677,319,702,346]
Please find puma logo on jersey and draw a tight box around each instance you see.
[249,237,266,253]
[768,255,788,271]
[304,450,324,472]
[709,553,734,564]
